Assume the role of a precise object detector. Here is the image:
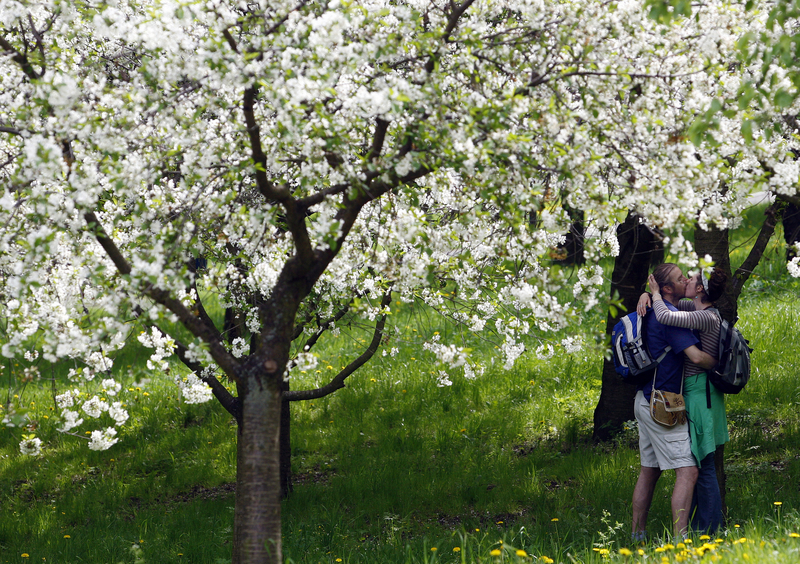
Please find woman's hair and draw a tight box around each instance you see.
[652,263,678,290]
[701,268,728,303]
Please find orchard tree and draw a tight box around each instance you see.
[3,1,800,563]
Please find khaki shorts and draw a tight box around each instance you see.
[634,390,695,470]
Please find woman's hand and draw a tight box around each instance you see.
[647,274,661,296]
[636,293,651,316]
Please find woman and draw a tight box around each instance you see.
[639,267,730,533]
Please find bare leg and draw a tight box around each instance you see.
[632,466,662,535]
[672,466,699,538]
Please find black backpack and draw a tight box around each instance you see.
[707,308,752,395]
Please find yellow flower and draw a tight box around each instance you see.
[790,532,800,538]
[63,535,71,539]
[699,535,711,540]
[743,553,749,560]
[453,547,461,552]
[655,547,667,553]
[637,549,645,556]
[739,537,747,543]
[516,549,528,557]
[490,549,502,557]
[541,556,553,564]
[336,559,342,562]
[430,547,437,552]
[775,501,783,506]
[551,518,559,522]
[619,548,632,556]
[21,554,29,558]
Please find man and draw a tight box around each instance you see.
[631,263,716,541]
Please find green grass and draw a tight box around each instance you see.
[2,207,800,563]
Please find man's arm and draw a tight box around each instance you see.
[684,345,715,369]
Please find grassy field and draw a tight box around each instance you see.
[2,209,800,563]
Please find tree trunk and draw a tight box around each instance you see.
[694,225,736,320]
[280,380,293,499]
[554,208,586,265]
[593,213,662,441]
[233,371,283,564]
[783,202,800,260]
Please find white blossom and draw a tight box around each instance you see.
[19,437,42,456]
[88,427,119,451]
[59,410,84,432]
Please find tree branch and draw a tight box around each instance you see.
[0,34,41,79]
[776,192,800,207]
[0,125,22,136]
[425,0,476,73]
[83,211,241,380]
[241,86,290,202]
[285,289,392,401]
[147,325,241,420]
[732,202,783,294]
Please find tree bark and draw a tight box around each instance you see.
[592,213,662,441]
[233,369,283,564]
[782,202,800,260]
[280,382,292,499]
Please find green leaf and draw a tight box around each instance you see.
[774,89,795,108]
[741,120,754,143]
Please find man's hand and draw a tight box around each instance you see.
[636,293,652,316]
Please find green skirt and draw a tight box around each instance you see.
[684,372,730,467]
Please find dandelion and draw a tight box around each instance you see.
[551,518,559,522]
[700,535,711,540]
[453,547,460,552]
[637,549,645,556]
[619,548,632,556]
[21,554,29,558]
[790,533,800,538]
[63,535,70,539]
[336,559,342,562]
[490,549,502,556]
[515,549,527,557]
[541,557,553,563]
[431,547,437,552]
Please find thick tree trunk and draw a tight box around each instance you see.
[783,202,800,260]
[280,381,292,499]
[694,226,736,320]
[233,371,283,564]
[554,208,586,265]
[593,213,662,441]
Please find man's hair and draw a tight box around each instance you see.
[702,268,729,303]
[652,263,678,291]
